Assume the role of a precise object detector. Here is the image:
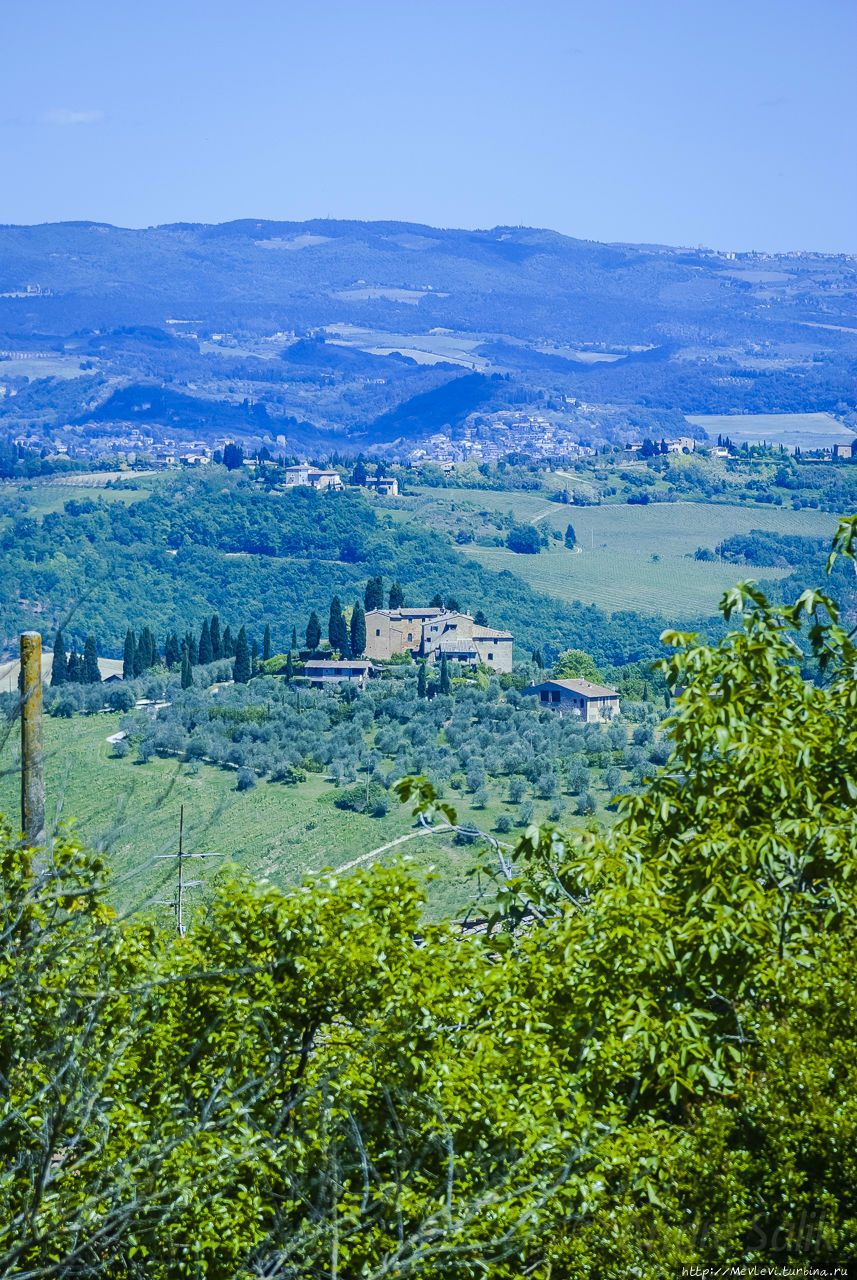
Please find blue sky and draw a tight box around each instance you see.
[2,0,854,251]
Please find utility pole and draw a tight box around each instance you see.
[155,805,221,936]
[20,631,45,846]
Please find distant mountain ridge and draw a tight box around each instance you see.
[0,218,854,451]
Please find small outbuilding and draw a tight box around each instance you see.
[523,678,619,722]
[304,660,374,689]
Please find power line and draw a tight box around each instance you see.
[154,805,222,936]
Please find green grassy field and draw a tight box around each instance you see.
[0,712,618,921]
[0,475,157,526]
[685,412,854,451]
[459,544,790,616]
[401,489,835,616]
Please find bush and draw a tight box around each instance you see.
[334,780,388,814]
[236,767,256,791]
[519,800,534,825]
[111,737,129,759]
[495,813,514,833]
[107,685,136,712]
[506,524,541,554]
[272,763,307,785]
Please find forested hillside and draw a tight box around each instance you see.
[0,470,677,666]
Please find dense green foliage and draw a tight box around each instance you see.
[3,528,857,1275]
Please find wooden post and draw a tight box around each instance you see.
[20,631,45,845]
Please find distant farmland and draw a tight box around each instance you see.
[459,544,791,617]
[403,490,836,617]
[685,412,854,451]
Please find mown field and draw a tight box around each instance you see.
[685,411,854,451]
[0,474,157,527]
[460,545,786,617]
[0,711,621,921]
[400,489,835,616]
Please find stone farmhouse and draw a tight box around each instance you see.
[523,678,619,721]
[364,608,513,673]
[365,475,399,496]
[284,462,344,491]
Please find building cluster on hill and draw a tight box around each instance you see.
[406,415,598,469]
[364,606,513,673]
[283,459,399,495]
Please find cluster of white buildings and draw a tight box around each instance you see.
[406,414,598,468]
[282,462,399,496]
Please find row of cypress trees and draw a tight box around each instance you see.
[49,616,274,689]
[363,577,407,611]
[302,598,367,660]
[50,632,101,686]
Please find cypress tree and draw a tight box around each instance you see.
[306,611,321,651]
[123,629,135,681]
[439,654,451,695]
[139,628,156,671]
[291,625,297,651]
[429,593,443,608]
[565,522,577,548]
[532,647,544,669]
[83,634,100,684]
[263,624,272,662]
[221,625,234,658]
[364,576,384,611]
[66,650,82,683]
[285,650,294,682]
[233,626,251,684]
[180,648,192,689]
[51,630,66,686]
[388,581,404,609]
[417,662,427,698]
[164,632,180,669]
[350,601,366,657]
[251,639,259,676]
[198,619,213,666]
[210,615,222,660]
[329,597,349,657]
[132,632,145,678]
[184,631,198,666]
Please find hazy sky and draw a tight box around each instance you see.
[2,0,854,251]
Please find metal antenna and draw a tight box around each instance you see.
[155,805,222,936]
